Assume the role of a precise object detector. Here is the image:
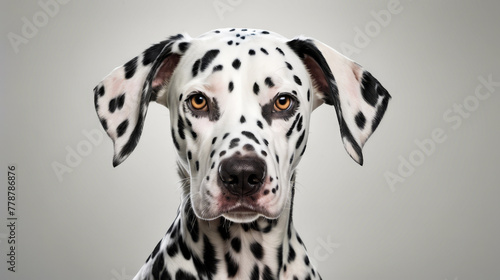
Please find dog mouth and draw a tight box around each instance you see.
[220,203,273,223]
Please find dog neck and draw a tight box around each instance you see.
[134,168,318,279]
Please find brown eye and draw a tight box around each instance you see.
[274,95,292,111]
[190,94,208,111]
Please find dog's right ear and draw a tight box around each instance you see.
[93,34,191,167]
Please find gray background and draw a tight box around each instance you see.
[1,0,499,279]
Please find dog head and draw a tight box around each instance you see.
[94,28,390,223]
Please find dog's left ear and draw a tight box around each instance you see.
[288,38,391,165]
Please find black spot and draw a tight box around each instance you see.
[166,242,178,257]
[250,265,259,280]
[242,131,260,144]
[142,39,170,66]
[108,93,125,113]
[229,28,235,32]
[286,114,301,138]
[304,255,310,265]
[293,75,302,86]
[261,31,270,34]
[240,115,246,123]
[355,111,366,129]
[287,185,295,240]
[192,254,206,278]
[179,93,183,102]
[200,49,220,72]
[276,155,280,164]
[300,144,307,156]
[249,49,256,55]
[187,218,199,243]
[192,59,201,77]
[214,30,220,33]
[290,154,294,164]
[285,62,293,70]
[241,36,246,40]
[297,116,303,132]
[236,34,240,37]
[228,40,233,45]
[361,71,380,106]
[150,239,162,260]
[231,237,241,253]
[178,42,190,53]
[220,150,227,157]
[276,47,285,55]
[116,94,125,109]
[257,120,263,129]
[210,150,215,158]
[213,65,223,72]
[307,89,311,102]
[178,237,191,260]
[124,56,138,79]
[108,98,117,113]
[225,252,239,277]
[296,131,306,149]
[228,81,234,93]
[296,233,304,245]
[223,133,230,139]
[241,28,247,31]
[195,161,199,171]
[217,223,231,240]
[242,223,250,231]
[98,85,105,96]
[305,275,311,280]
[117,119,129,137]
[243,144,255,151]
[203,235,219,276]
[261,150,267,157]
[229,138,240,149]
[211,162,215,169]
[272,188,276,194]
[263,139,269,146]
[262,265,274,280]
[232,59,241,70]
[152,252,165,279]
[160,270,172,280]
[288,244,296,263]
[212,137,218,145]
[261,48,269,55]
[250,242,264,260]
[265,77,275,88]
[253,82,260,95]
[175,270,196,280]
[190,130,197,139]
[372,93,390,132]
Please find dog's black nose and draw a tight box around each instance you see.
[218,155,266,197]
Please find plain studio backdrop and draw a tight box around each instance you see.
[1,1,499,279]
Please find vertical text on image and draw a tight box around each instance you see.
[385,75,499,192]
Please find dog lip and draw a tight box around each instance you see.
[228,205,256,213]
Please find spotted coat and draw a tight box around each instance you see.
[94,28,390,280]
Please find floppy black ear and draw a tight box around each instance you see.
[288,38,391,165]
[93,34,191,166]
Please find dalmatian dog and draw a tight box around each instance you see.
[94,28,390,280]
